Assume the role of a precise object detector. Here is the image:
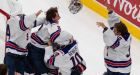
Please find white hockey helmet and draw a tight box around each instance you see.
[54,31,73,46]
[7,0,22,16]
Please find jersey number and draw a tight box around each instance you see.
[70,52,83,66]
[26,33,29,41]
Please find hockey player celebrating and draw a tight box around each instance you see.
[97,13,132,75]
[3,0,42,75]
[97,21,132,75]
[26,7,61,75]
[44,31,86,75]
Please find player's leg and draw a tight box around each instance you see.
[71,70,81,75]
[105,69,119,75]
[24,43,35,74]
[33,50,48,74]
[29,43,49,74]
[118,72,130,75]
[104,69,130,75]
[15,55,26,75]
[4,53,16,75]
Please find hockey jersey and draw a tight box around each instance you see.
[103,11,132,73]
[31,22,61,48]
[47,41,86,75]
[103,28,132,73]
[6,14,37,55]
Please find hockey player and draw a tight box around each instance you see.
[44,31,86,75]
[24,12,46,75]
[97,21,132,75]
[26,7,61,75]
[4,0,42,75]
[96,4,131,75]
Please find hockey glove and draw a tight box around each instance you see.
[71,63,86,75]
[46,64,59,75]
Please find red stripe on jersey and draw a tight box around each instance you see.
[50,30,60,42]
[105,59,131,67]
[0,9,10,20]
[49,56,54,65]
[6,42,28,52]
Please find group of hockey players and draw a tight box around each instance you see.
[0,0,132,75]
[0,0,86,75]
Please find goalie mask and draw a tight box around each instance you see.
[68,0,83,14]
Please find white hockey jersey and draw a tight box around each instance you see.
[31,22,61,48]
[47,41,86,75]
[6,14,37,55]
[103,11,132,73]
[103,28,132,73]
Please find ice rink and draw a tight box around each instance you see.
[0,0,140,75]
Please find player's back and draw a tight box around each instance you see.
[6,15,33,55]
[8,16,28,45]
[54,41,86,75]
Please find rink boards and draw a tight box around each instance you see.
[81,0,140,40]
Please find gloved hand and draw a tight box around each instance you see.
[46,65,59,75]
[71,63,86,75]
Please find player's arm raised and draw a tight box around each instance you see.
[96,22,117,46]
[24,10,43,29]
[105,3,120,28]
